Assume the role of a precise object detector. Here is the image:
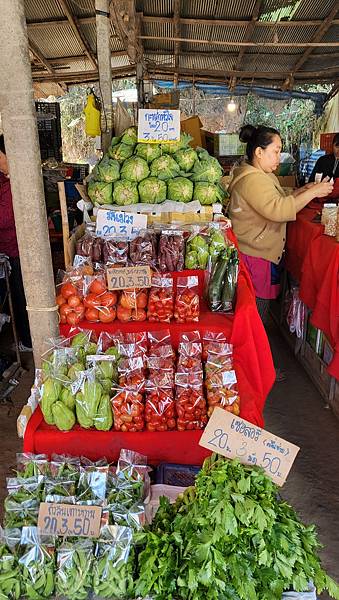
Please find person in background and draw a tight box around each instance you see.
[228,124,333,325]
[309,132,339,182]
[0,134,32,351]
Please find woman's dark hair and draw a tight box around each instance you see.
[239,124,280,163]
[0,135,5,155]
[333,133,339,147]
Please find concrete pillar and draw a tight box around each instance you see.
[0,0,59,366]
[95,0,113,152]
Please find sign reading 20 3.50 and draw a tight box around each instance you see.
[137,109,180,144]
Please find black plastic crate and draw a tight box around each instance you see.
[155,463,201,487]
[35,102,62,162]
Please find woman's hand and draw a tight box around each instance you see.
[313,180,334,198]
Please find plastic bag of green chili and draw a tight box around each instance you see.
[56,539,93,600]
[19,526,56,600]
[93,525,135,599]
[16,453,49,478]
[4,477,43,528]
[0,527,21,600]
[49,454,81,482]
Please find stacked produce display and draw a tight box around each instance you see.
[39,327,241,433]
[0,452,338,599]
[87,127,226,207]
[57,224,238,326]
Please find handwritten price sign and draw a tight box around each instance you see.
[38,503,102,538]
[199,408,300,486]
[137,109,180,143]
[96,208,147,240]
[107,265,152,290]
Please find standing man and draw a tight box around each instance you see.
[0,134,32,351]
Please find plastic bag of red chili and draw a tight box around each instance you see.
[129,230,158,267]
[102,238,128,266]
[174,276,200,323]
[158,230,185,272]
[202,331,229,361]
[112,387,145,432]
[147,275,174,322]
[145,383,176,432]
[175,373,207,431]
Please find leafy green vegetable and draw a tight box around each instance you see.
[161,132,193,154]
[121,126,137,146]
[113,180,139,206]
[135,143,161,163]
[138,177,167,204]
[174,147,198,172]
[136,456,339,600]
[191,155,223,183]
[108,143,134,163]
[193,182,224,205]
[93,156,120,183]
[167,177,194,203]
[120,156,150,183]
[150,155,181,180]
[87,181,112,206]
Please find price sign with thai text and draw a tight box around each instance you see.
[137,109,180,143]
[107,265,152,290]
[96,208,147,240]
[38,503,102,538]
[199,408,299,486]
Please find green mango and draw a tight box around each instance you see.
[59,387,75,410]
[94,394,113,431]
[52,401,76,431]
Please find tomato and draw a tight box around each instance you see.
[85,307,99,322]
[99,291,117,307]
[68,294,81,308]
[99,306,116,323]
[132,308,147,322]
[136,291,148,309]
[89,278,107,295]
[59,304,73,318]
[56,294,66,307]
[84,293,101,308]
[61,281,77,299]
[66,311,81,326]
[117,305,132,322]
[174,289,199,323]
[73,303,85,320]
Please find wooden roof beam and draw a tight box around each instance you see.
[29,40,55,74]
[110,0,142,63]
[173,0,181,86]
[139,35,339,48]
[58,0,97,70]
[32,66,136,83]
[282,1,339,90]
[230,0,263,90]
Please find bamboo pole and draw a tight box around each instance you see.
[0,0,59,367]
[57,182,71,270]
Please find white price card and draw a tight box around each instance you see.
[199,408,300,486]
[107,265,152,290]
[38,503,102,538]
[96,208,147,240]
[137,109,180,143]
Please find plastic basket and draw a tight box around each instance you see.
[155,463,200,487]
[64,180,81,200]
[35,102,62,162]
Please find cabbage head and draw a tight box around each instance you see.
[193,182,224,205]
[190,155,223,183]
[113,180,139,205]
[108,142,134,163]
[93,156,120,183]
[138,177,167,204]
[121,126,137,146]
[88,181,112,205]
[150,155,181,180]
[135,143,161,163]
[121,156,150,182]
[167,177,193,203]
[161,132,193,154]
[174,147,198,172]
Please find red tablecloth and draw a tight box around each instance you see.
[24,246,275,464]
[286,207,339,380]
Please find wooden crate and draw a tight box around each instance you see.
[300,342,333,402]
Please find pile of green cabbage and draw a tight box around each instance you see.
[88,126,226,206]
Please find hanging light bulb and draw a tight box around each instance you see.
[227,98,237,112]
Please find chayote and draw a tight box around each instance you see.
[52,401,76,431]
[41,378,62,425]
[76,392,94,429]
[59,387,75,410]
[94,394,113,431]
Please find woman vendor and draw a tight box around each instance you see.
[309,132,339,182]
[228,125,333,324]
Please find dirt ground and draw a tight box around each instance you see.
[0,321,338,598]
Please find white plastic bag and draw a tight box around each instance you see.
[282,582,317,599]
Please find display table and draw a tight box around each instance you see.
[286,206,339,380]
[24,243,276,465]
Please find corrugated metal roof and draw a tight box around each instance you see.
[111,55,131,68]
[67,0,95,18]
[53,58,94,72]
[252,24,319,45]
[136,0,173,17]
[143,20,174,51]
[323,25,339,42]
[242,53,299,72]
[293,0,337,20]
[179,53,236,72]
[29,24,84,58]
[79,22,96,53]
[25,0,65,22]
[146,53,175,67]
